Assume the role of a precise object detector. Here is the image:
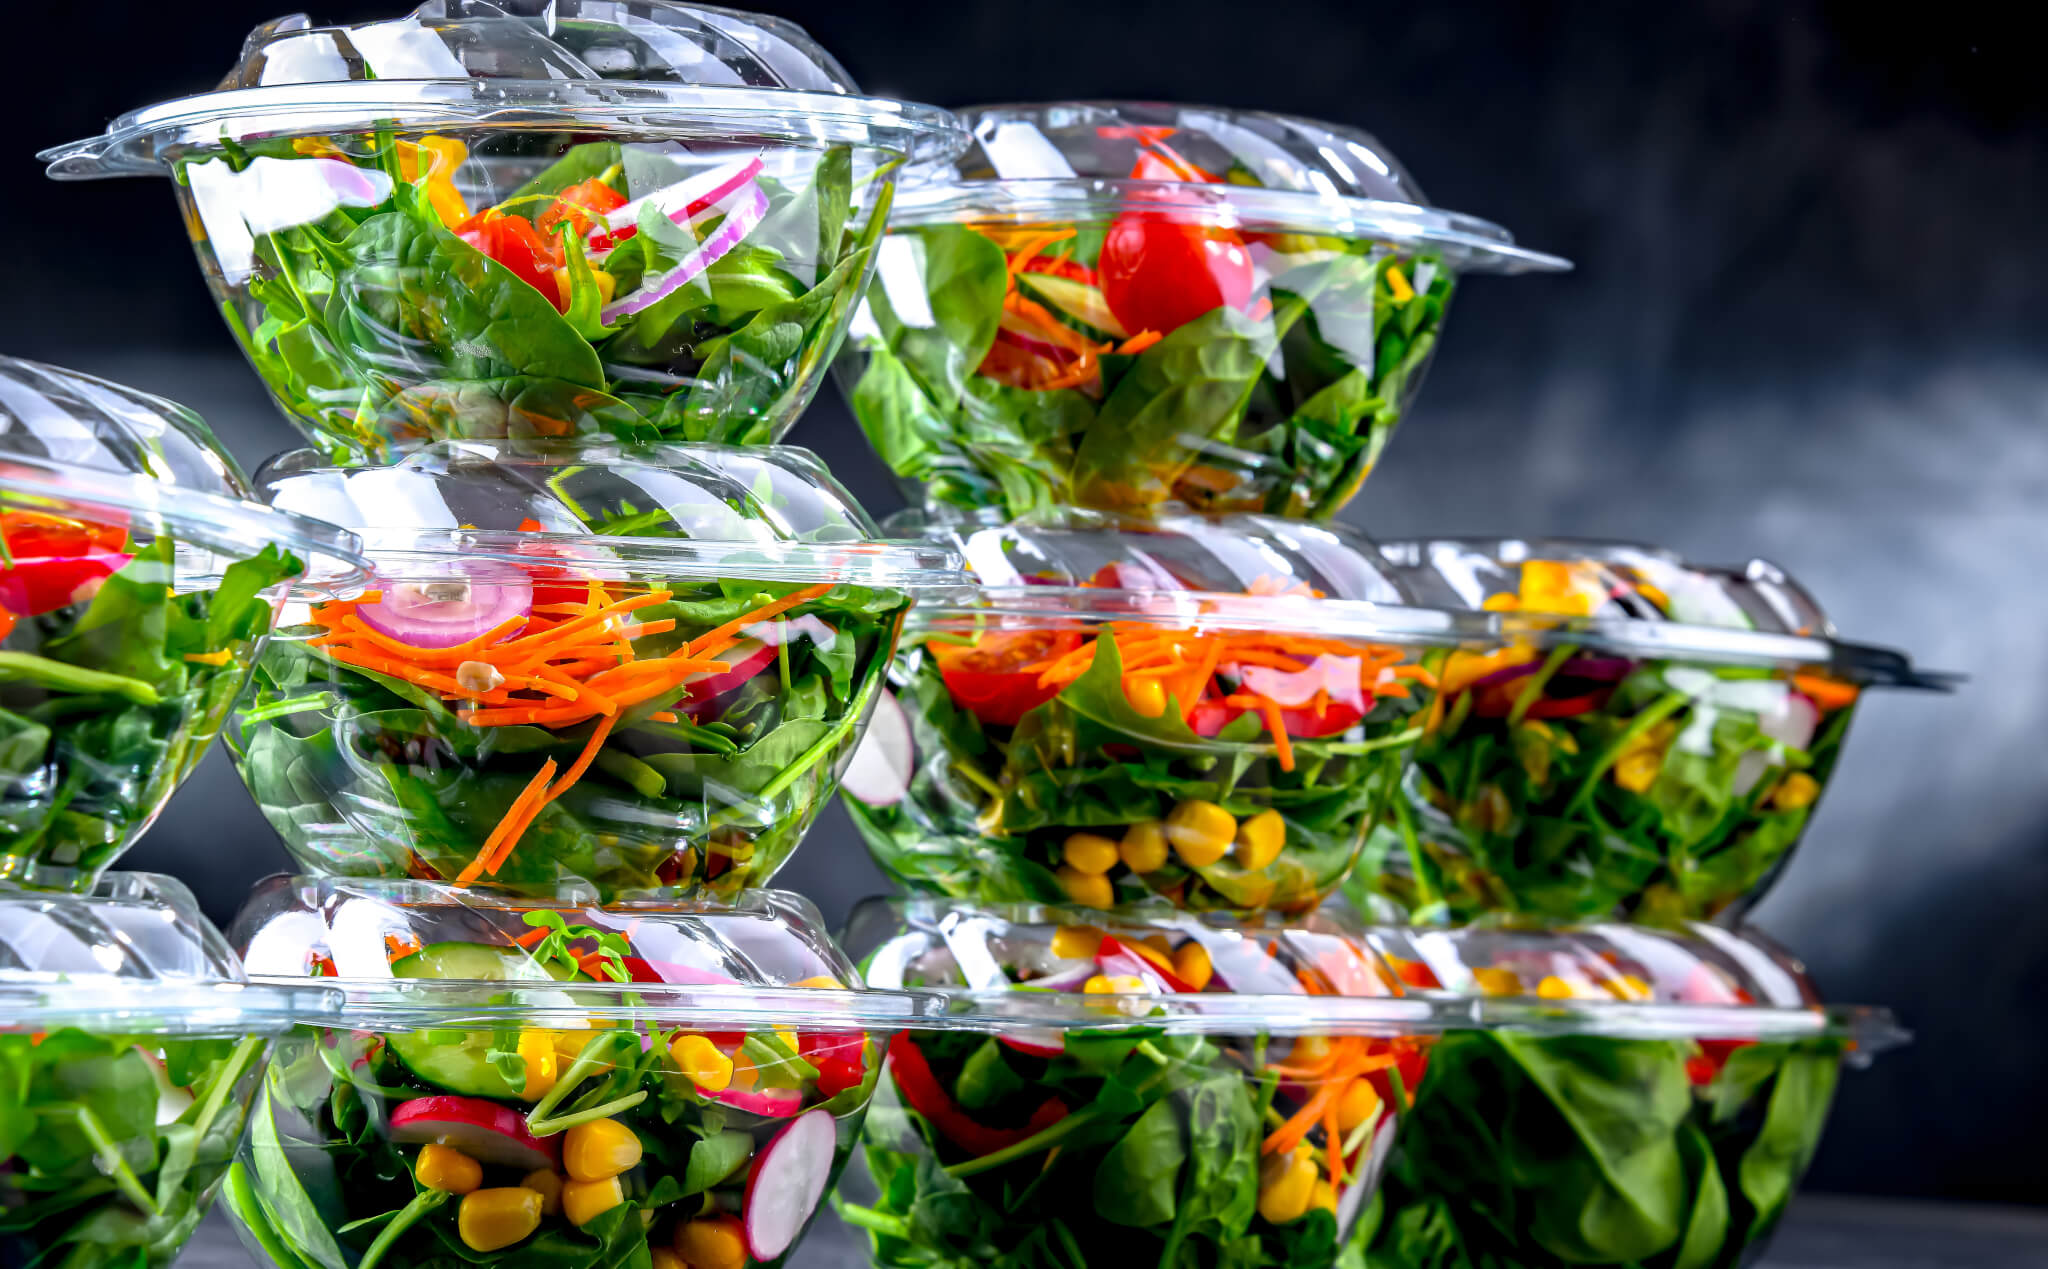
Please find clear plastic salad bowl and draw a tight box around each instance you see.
[839,510,1443,916]
[839,897,1441,1269]
[1335,916,1906,1269]
[230,450,964,900]
[0,356,364,892]
[1341,539,1954,926]
[0,873,340,1268]
[226,877,934,1269]
[833,101,1568,520]
[40,1,965,463]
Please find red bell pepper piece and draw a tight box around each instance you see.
[460,215,564,311]
[800,1032,868,1098]
[1095,935,1198,994]
[538,178,627,239]
[885,1033,1067,1157]
[0,510,132,620]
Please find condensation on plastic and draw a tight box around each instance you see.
[0,873,339,1035]
[39,1,964,179]
[231,877,941,1030]
[892,102,1567,273]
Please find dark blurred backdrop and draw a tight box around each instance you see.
[9,0,2045,1205]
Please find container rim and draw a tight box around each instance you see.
[0,980,343,1036]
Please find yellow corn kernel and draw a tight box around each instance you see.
[674,1215,747,1269]
[1607,974,1654,1002]
[561,1175,625,1227]
[1234,809,1286,870]
[670,1034,735,1094]
[518,1029,558,1101]
[1473,967,1523,997]
[1336,1078,1383,1134]
[1614,750,1663,794]
[1172,941,1214,991]
[1537,975,1581,1000]
[1311,1178,1338,1214]
[457,1187,543,1252]
[653,1251,688,1269]
[1287,1036,1332,1068]
[563,1118,643,1183]
[1128,940,1178,977]
[1257,1151,1319,1225]
[520,1169,562,1216]
[1118,821,1170,873]
[792,974,844,989]
[1482,592,1520,612]
[1062,833,1121,876]
[1773,772,1821,810]
[1165,800,1236,868]
[1139,934,1172,957]
[555,1029,613,1070]
[1058,865,1114,910]
[1050,925,1104,960]
[415,1143,481,1195]
[1083,974,1147,994]
[1126,675,1168,718]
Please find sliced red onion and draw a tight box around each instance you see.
[601,180,770,324]
[357,560,533,649]
[1029,965,1101,992]
[594,153,765,249]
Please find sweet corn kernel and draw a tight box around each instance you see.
[1473,967,1523,997]
[653,1251,688,1269]
[1128,940,1178,977]
[1773,771,1821,810]
[1050,925,1104,960]
[1118,821,1170,873]
[670,1034,735,1094]
[563,1118,643,1183]
[1607,974,1654,1002]
[1614,750,1664,794]
[1058,865,1114,909]
[1537,975,1580,1000]
[1311,1179,1338,1214]
[1234,809,1286,870]
[416,1143,481,1195]
[518,1029,558,1101]
[1139,934,1172,957]
[561,1175,625,1227]
[1172,941,1214,991]
[1165,800,1236,868]
[457,1187,543,1252]
[1337,1078,1383,1134]
[792,974,844,989]
[1257,1151,1319,1225]
[674,1215,747,1269]
[1062,833,1121,875]
[520,1169,562,1216]
[555,1029,613,1070]
[1287,1036,1332,1068]
[1083,974,1147,994]
[1126,676,1168,718]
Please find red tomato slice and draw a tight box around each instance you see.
[1188,699,1366,740]
[461,215,564,311]
[537,178,627,239]
[930,631,1080,727]
[0,511,132,619]
[1099,211,1255,339]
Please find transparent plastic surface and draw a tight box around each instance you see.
[840,897,1430,1269]
[0,357,365,891]
[1344,540,1951,927]
[228,528,956,900]
[0,874,336,1269]
[42,4,965,462]
[842,512,1434,915]
[226,879,916,1269]
[1338,917,1903,1269]
[836,103,1565,519]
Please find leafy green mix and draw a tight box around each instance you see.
[231,578,905,902]
[1344,652,1854,926]
[192,133,887,461]
[849,629,1427,914]
[0,532,299,891]
[0,1027,269,1269]
[1350,1032,1840,1269]
[842,221,1449,519]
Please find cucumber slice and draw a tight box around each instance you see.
[1016,272,1127,341]
[385,942,572,1098]
[389,942,559,983]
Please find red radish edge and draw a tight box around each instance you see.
[389,1096,559,1170]
[998,1031,1065,1058]
[714,1086,803,1118]
[742,1108,836,1262]
[841,687,913,807]
[680,639,778,722]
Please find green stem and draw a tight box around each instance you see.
[1393,793,1441,912]
[53,1104,158,1218]
[834,1202,910,1240]
[947,1106,1103,1178]
[1564,691,1691,814]
[0,652,159,705]
[1320,725,1426,755]
[1506,644,1579,728]
[524,1034,622,1127]
[726,662,881,813]
[355,1188,450,1269]
[238,692,336,726]
[527,1089,648,1138]
[187,1036,264,1143]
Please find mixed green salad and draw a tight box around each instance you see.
[0,1024,270,1269]
[1344,560,1859,925]
[845,582,1434,914]
[228,923,875,1269]
[843,918,1428,1269]
[842,128,1450,518]
[0,506,300,890]
[231,558,904,901]
[189,131,889,460]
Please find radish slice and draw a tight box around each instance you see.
[999,1032,1066,1058]
[680,638,778,721]
[136,1047,195,1126]
[841,687,913,807]
[601,180,770,323]
[388,1096,559,1170]
[713,1086,804,1118]
[742,1109,836,1262]
[357,561,533,649]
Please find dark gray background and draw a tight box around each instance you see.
[8,0,2043,1206]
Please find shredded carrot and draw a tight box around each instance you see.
[649,711,678,723]
[454,759,557,885]
[686,584,833,659]
[1792,672,1860,713]
[1115,330,1163,356]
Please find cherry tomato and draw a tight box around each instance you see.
[1099,212,1255,338]
[929,630,1080,727]
[1366,1042,1431,1109]
[0,510,131,620]
[537,178,627,239]
[460,215,563,311]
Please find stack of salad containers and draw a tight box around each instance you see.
[818,103,1951,1269]
[41,2,992,1266]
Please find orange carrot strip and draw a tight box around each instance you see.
[1262,699,1295,772]
[1115,330,1163,355]
[488,717,615,875]
[1325,1091,1346,1186]
[649,711,679,723]
[1263,1081,1341,1156]
[684,585,833,659]
[454,759,557,885]
[1792,672,1860,712]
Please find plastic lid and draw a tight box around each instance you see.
[260,442,966,590]
[41,1,963,180]
[232,876,940,1030]
[1379,537,1956,687]
[846,897,1904,1054]
[0,356,367,588]
[0,873,338,1035]
[890,101,1568,273]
